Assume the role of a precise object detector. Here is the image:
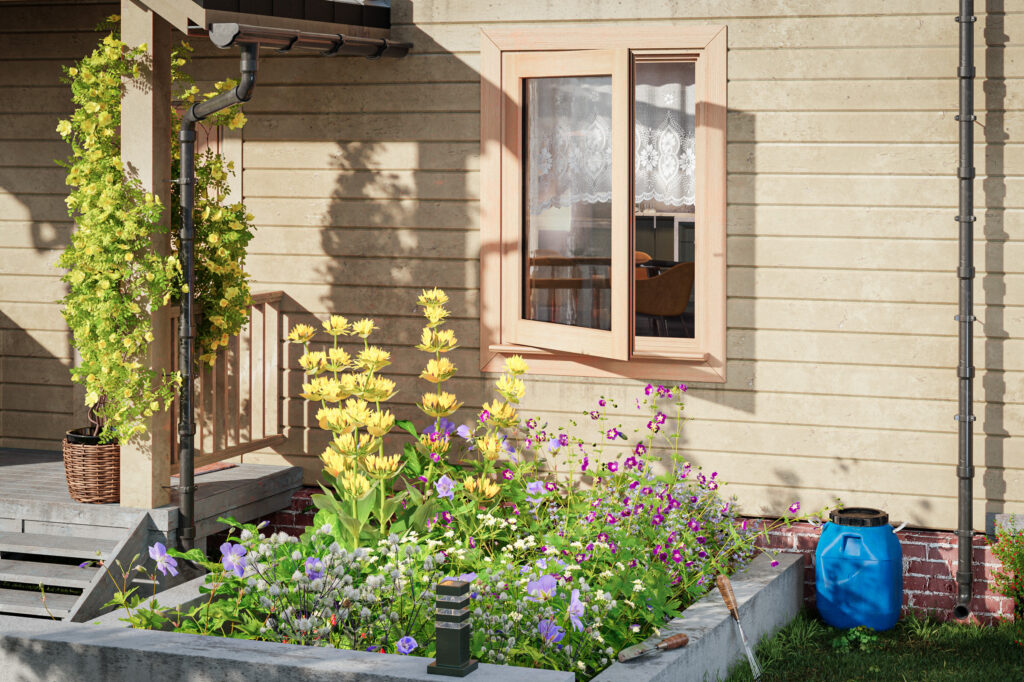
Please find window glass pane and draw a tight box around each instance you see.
[633,60,696,339]
[523,76,612,331]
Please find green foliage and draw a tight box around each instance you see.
[991,518,1024,648]
[55,19,254,442]
[830,625,879,653]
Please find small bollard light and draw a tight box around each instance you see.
[427,579,478,677]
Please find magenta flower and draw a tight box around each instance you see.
[441,511,453,524]
[589,410,600,420]
[585,511,597,523]
[679,383,688,392]
[605,513,617,524]
[502,468,514,480]
[789,502,801,514]
[397,635,418,655]
[598,398,607,407]
[606,461,619,473]
[625,456,638,470]
[544,481,557,492]
[771,559,779,567]
[652,513,665,526]
[430,452,441,463]
[655,412,667,425]
[538,619,566,646]
[581,456,589,472]
[219,542,247,578]
[148,542,178,577]
[642,486,653,495]
[645,384,654,395]
[526,418,538,430]
[634,442,647,456]
[478,410,490,423]
[672,549,683,563]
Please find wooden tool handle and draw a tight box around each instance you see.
[656,633,689,651]
[717,574,740,621]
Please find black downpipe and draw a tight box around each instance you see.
[177,43,258,551]
[953,0,976,620]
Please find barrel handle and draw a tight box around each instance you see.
[892,522,907,533]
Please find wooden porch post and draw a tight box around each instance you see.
[120,0,173,508]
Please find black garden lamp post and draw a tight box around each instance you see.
[428,579,478,677]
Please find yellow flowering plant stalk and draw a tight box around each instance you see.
[289,315,409,549]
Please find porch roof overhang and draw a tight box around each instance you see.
[138,0,393,41]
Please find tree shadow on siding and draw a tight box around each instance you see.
[981,1,1008,530]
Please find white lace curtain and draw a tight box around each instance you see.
[526,63,696,215]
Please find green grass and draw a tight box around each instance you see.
[724,610,1023,681]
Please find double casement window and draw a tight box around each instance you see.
[480,27,727,381]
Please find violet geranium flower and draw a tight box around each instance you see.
[148,542,178,577]
[305,556,324,581]
[525,480,546,504]
[567,589,585,632]
[526,574,558,601]
[538,619,565,646]
[435,474,455,500]
[219,542,247,578]
[397,636,418,654]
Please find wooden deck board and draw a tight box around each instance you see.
[0,586,77,618]
[0,559,97,589]
[0,532,116,561]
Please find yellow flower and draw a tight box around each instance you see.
[56,119,72,137]
[338,471,371,498]
[363,453,402,479]
[464,475,500,500]
[352,318,377,338]
[361,375,397,402]
[288,323,316,343]
[504,355,529,375]
[316,406,351,433]
[365,410,395,437]
[333,431,379,457]
[420,431,451,455]
[343,398,373,427]
[321,446,354,478]
[325,347,351,372]
[417,288,449,307]
[416,328,459,353]
[298,351,327,375]
[475,433,505,461]
[323,315,350,336]
[419,391,462,418]
[420,357,457,384]
[482,400,518,428]
[299,377,343,403]
[356,346,391,372]
[495,374,526,402]
[422,304,449,328]
[336,373,361,401]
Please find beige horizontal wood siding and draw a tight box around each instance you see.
[0,2,118,449]
[194,4,1023,531]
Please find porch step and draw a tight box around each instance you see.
[0,558,98,589]
[0,586,78,618]
[0,531,117,562]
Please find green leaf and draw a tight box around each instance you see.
[355,485,377,524]
[394,419,419,439]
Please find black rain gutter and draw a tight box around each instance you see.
[176,23,410,551]
[953,0,976,619]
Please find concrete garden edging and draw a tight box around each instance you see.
[0,553,800,682]
[594,552,803,682]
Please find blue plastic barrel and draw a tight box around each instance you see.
[815,507,902,631]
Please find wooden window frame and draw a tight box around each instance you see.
[480,26,727,382]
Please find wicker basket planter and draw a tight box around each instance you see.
[62,428,120,504]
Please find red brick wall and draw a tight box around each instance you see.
[754,520,1016,624]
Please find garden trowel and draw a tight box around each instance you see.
[717,574,762,681]
[616,633,689,662]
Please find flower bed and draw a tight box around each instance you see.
[107,289,823,680]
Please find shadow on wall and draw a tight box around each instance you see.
[981,0,1008,527]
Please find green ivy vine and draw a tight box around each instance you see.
[56,18,255,442]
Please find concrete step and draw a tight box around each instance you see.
[0,586,78,618]
[0,532,117,561]
[0,559,97,590]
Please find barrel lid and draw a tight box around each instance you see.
[829,507,889,527]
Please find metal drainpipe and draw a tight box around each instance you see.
[177,43,258,551]
[953,0,976,620]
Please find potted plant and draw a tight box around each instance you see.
[55,19,254,503]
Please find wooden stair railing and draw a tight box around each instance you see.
[168,291,286,469]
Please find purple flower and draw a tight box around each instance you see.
[597,533,609,543]
[430,452,442,463]
[789,502,801,514]
[606,461,619,473]
[672,549,683,563]
[442,572,477,584]
[544,481,557,492]
[305,556,324,581]
[397,636,418,655]
[624,456,638,470]
[696,536,706,545]
[652,513,665,526]
[456,424,474,443]
[645,384,654,395]
[598,398,607,407]
[441,511,453,524]
[527,574,558,601]
[605,513,617,524]
[435,474,455,500]
[628,480,639,490]
[698,550,708,559]
[538,619,566,646]
[478,409,490,423]
[575,552,587,563]
[688,519,701,532]
[634,442,647,456]
[567,589,585,631]
[581,456,589,472]
[502,468,514,480]
[679,383,688,392]
[771,560,779,567]
[148,542,178,577]
[647,421,660,433]
[741,519,748,531]
[605,427,621,440]
[654,412,667,425]
[367,644,382,652]
[219,542,247,578]
[526,418,538,430]
[525,480,546,504]
[589,410,600,420]
[642,486,653,495]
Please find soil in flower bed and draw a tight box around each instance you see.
[725,610,1022,681]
